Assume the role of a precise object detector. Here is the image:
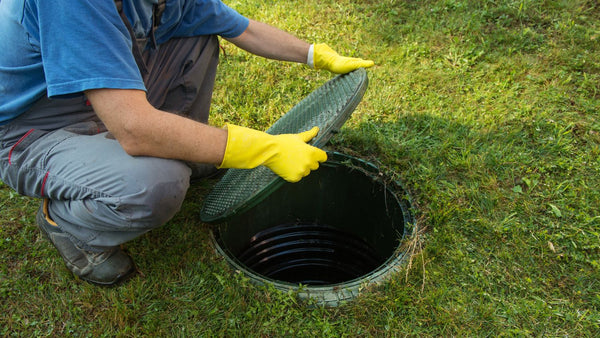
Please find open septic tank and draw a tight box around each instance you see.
[201,69,415,306]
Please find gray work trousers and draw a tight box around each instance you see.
[0,35,219,250]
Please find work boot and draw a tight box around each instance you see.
[36,199,135,285]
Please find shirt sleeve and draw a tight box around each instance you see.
[155,0,250,44]
[34,0,145,97]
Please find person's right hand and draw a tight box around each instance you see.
[218,123,327,182]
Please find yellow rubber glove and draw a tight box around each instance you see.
[312,43,375,74]
[218,123,328,183]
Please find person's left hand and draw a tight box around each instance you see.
[312,43,374,74]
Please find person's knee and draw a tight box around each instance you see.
[136,177,189,228]
[113,160,191,230]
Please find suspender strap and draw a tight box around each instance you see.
[114,0,148,76]
[113,0,167,75]
[151,0,167,48]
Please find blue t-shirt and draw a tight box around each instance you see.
[0,0,249,125]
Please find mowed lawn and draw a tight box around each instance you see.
[1,0,599,336]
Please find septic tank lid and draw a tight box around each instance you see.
[200,68,369,223]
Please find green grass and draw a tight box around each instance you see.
[2,0,599,335]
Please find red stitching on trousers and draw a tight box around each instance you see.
[40,171,50,197]
[8,128,34,165]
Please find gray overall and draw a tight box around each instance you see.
[0,2,219,250]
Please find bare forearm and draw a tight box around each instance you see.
[85,88,227,164]
[226,19,310,63]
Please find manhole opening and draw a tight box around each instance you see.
[212,153,415,306]
[212,154,413,292]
